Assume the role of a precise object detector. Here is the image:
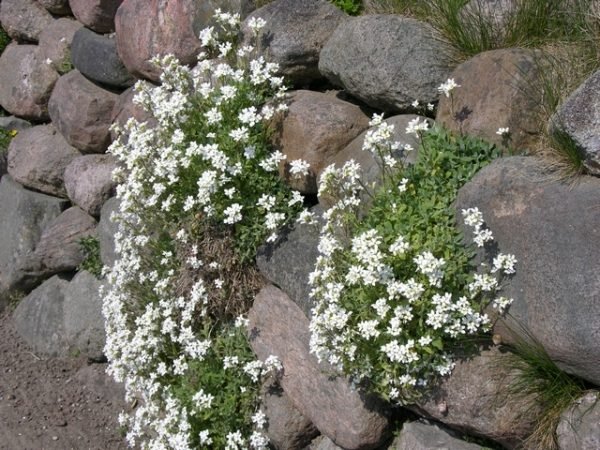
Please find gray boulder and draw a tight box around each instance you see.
[13,271,106,359]
[456,156,600,385]
[319,15,455,113]
[262,381,319,450]
[69,0,123,33]
[7,124,81,197]
[550,68,600,175]
[307,436,343,450]
[269,90,370,193]
[0,176,69,308]
[0,0,54,43]
[71,27,134,88]
[410,347,541,448]
[38,17,83,75]
[0,43,59,121]
[256,206,323,318]
[49,70,119,153]
[248,285,390,450]
[12,206,97,291]
[241,0,347,85]
[98,196,119,268]
[557,391,600,450]
[391,420,483,450]
[0,116,32,132]
[436,48,544,153]
[64,154,118,217]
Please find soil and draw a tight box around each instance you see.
[0,309,128,450]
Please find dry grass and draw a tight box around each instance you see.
[175,222,265,321]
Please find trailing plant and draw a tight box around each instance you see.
[308,87,517,404]
[331,0,363,15]
[104,11,302,449]
[0,128,15,155]
[78,236,103,279]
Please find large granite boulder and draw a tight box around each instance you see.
[319,15,455,113]
[11,206,97,291]
[71,27,134,88]
[0,176,69,308]
[38,17,83,75]
[269,90,370,193]
[410,347,541,448]
[13,271,106,359]
[0,117,32,132]
[241,0,347,85]
[69,0,124,33]
[115,0,255,82]
[456,156,600,385]
[48,70,119,153]
[7,124,81,197]
[0,0,54,43]
[261,381,319,450]
[0,43,59,121]
[436,48,544,153]
[550,68,600,175]
[256,206,322,318]
[390,420,484,450]
[64,154,118,217]
[248,285,390,450]
[557,391,600,450]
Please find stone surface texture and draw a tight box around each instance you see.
[7,124,81,197]
[0,0,54,42]
[319,15,454,112]
[437,48,543,152]
[391,420,483,450]
[241,0,347,85]
[110,85,157,140]
[269,90,370,193]
[115,0,253,82]
[69,0,123,33]
[256,206,323,318]
[71,27,134,88]
[0,176,68,307]
[456,156,600,385]
[550,68,600,175]
[410,347,541,448]
[0,43,59,121]
[248,285,390,450]
[48,70,118,153]
[13,271,106,359]
[38,17,84,74]
[64,154,118,217]
[262,381,319,450]
[557,391,600,450]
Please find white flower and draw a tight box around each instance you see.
[192,389,214,410]
[427,103,435,111]
[357,320,380,339]
[229,127,249,142]
[289,159,310,179]
[248,17,266,34]
[389,235,409,255]
[462,207,484,229]
[405,117,429,136]
[199,430,213,446]
[235,315,249,328]
[398,178,409,193]
[493,296,513,313]
[411,99,420,107]
[414,251,445,287]
[496,127,510,136]
[438,78,460,97]
[492,253,517,274]
[223,203,243,224]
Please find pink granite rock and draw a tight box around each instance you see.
[69,0,124,33]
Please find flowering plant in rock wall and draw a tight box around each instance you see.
[103,11,303,449]
[308,104,517,405]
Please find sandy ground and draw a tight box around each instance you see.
[0,309,127,450]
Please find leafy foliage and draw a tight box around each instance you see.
[331,0,363,15]
[78,236,103,279]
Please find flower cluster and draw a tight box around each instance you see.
[309,117,514,403]
[104,11,300,449]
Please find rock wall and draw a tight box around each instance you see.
[0,1,598,449]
